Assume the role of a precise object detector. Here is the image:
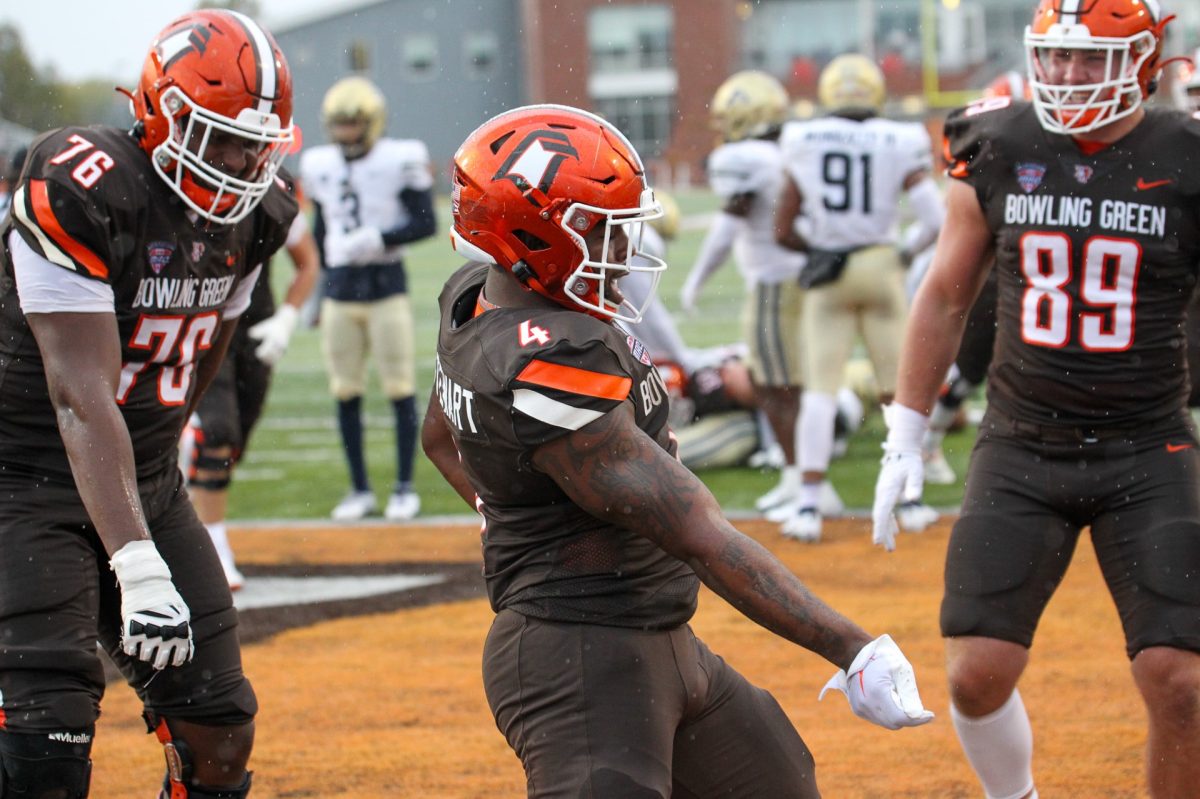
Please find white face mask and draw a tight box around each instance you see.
[1024,24,1157,135]
[152,86,294,224]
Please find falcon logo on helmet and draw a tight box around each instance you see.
[449,104,665,324]
[1024,0,1174,134]
[493,130,580,200]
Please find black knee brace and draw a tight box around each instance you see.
[188,449,233,491]
[154,721,252,799]
[0,728,93,798]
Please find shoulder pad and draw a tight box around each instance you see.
[707,141,777,199]
[9,126,149,283]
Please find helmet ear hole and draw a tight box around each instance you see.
[512,229,550,252]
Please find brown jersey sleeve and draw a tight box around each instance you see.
[8,128,137,285]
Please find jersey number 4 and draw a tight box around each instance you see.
[116,312,220,406]
[1020,233,1139,352]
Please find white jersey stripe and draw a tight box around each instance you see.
[228,10,275,116]
[11,186,77,273]
[512,388,606,430]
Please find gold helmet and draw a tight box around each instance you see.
[321,75,386,158]
[650,190,681,241]
[818,54,886,113]
[710,70,789,143]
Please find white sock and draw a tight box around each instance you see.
[950,690,1036,799]
[778,465,800,490]
[798,481,821,510]
[798,391,838,473]
[205,521,233,562]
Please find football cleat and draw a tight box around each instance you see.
[781,507,822,543]
[385,490,421,522]
[331,490,378,522]
[896,501,939,533]
[747,443,787,470]
[755,479,799,513]
[923,445,957,485]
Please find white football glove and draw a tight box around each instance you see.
[110,540,194,670]
[323,232,354,268]
[342,226,386,265]
[871,403,929,551]
[819,634,935,730]
[247,304,299,366]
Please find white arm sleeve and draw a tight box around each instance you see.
[9,230,114,314]
[222,264,262,320]
[902,177,945,258]
[685,212,741,292]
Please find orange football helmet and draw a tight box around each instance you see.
[450,105,665,323]
[132,10,294,224]
[1024,0,1172,134]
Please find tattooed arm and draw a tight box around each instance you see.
[531,401,872,670]
[420,385,477,507]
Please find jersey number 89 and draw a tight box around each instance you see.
[1020,232,1139,352]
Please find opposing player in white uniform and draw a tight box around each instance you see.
[681,71,830,520]
[776,54,944,541]
[300,76,437,521]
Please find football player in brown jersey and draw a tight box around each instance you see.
[422,104,933,798]
[0,10,296,798]
[872,1,1200,797]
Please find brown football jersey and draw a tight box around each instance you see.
[944,101,1200,427]
[0,125,297,482]
[434,263,699,628]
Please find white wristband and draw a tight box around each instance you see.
[883,403,929,453]
[110,540,175,607]
[275,303,300,333]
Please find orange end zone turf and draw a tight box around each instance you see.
[90,518,1144,798]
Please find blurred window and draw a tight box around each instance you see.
[588,5,673,73]
[463,31,498,79]
[403,33,438,81]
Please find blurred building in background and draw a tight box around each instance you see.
[274,0,1195,189]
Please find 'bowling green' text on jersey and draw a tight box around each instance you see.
[945,102,1200,427]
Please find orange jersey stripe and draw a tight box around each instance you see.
[516,359,631,402]
[29,179,109,279]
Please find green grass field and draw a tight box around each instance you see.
[232,190,976,520]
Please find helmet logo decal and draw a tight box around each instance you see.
[493,130,579,202]
[156,23,212,72]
